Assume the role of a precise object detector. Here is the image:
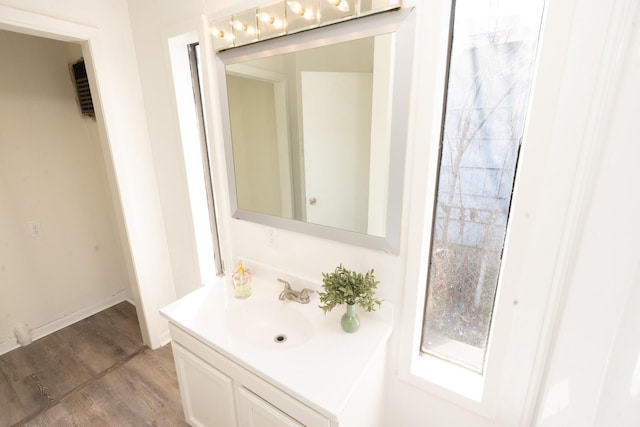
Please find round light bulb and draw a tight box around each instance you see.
[257,12,274,24]
[287,1,303,15]
[232,20,247,32]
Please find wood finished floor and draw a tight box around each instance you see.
[0,302,188,427]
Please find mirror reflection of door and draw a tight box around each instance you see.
[301,71,372,234]
[227,72,292,218]
[223,31,398,240]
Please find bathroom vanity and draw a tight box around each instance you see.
[160,275,393,427]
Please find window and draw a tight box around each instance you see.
[421,0,545,372]
[187,42,224,276]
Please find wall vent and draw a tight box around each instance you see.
[70,59,95,117]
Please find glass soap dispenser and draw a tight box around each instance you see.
[232,260,252,299]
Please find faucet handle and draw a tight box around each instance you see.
[277,278,291,290]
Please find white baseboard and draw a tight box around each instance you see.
[0,290,130,356]
[0,337,18,356]
[159,329,172,347]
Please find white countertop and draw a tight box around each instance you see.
[160,275,393,419]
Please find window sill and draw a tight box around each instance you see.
[399,349,497,419]
[423,331,485,371]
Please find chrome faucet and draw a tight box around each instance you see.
[277,278,314,304]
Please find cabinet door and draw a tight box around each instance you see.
[173,342,237,427]
[237,386,304,427]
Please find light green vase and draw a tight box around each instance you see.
[341,304,360,333]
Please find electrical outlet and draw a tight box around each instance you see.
[27,221,41,238]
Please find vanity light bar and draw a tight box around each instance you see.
[211,0,401,51]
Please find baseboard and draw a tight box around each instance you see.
[0,290,129,356]
[0,337,18,356]
[159,329,172,347]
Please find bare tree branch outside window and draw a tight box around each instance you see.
[421,0,545,372]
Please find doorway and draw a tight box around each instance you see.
[0,29,137,354]
[0,4,183,350]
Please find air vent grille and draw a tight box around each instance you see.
[70,59,95,117]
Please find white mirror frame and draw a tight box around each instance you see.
[216,7,415,253]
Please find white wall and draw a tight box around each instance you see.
[535,4,640,424]
[124,1,208,300]
[0,30,132,352]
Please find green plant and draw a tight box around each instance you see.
[318,264,383,313]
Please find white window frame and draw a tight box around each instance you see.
[167,25,227,285]
[395,0,629,422]
[396,2,505,413]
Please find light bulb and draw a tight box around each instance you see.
[258,12,284,29]
[328,0,350,12]
[257,12,274,24]
[232,20,248,32]
[287,1,303,15]
[288,1,315,20]
[212,28,234,42]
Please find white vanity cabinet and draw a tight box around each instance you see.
[170,325,330,427]
[172,341,237,426]
[160,279,393,427]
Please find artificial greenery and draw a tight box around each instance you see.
[318,264,383,314]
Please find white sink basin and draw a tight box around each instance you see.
[160,274,393,419]
[225,299,316,349]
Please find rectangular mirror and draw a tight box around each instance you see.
[216,8,415,253]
